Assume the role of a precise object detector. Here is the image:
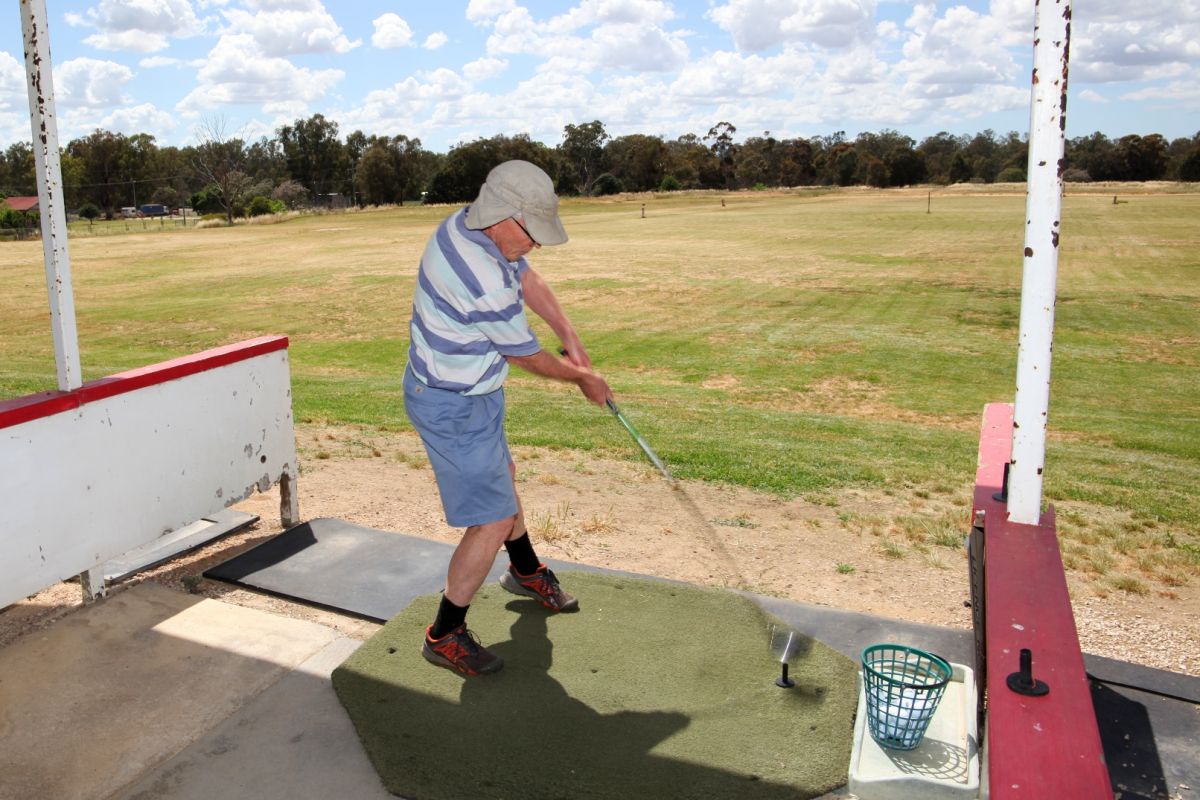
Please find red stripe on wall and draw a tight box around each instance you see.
[0,336,288,429]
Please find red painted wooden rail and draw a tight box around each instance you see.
[0,335,288,429]
[973,403,1110,798]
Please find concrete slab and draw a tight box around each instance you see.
[0,583,338,800]
[119,637,392,800]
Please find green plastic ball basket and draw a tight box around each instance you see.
[861,644,952,751]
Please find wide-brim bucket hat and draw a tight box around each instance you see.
[465,160,568,246]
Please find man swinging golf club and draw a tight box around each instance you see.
[404,160,613,676]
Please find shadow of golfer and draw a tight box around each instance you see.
[456,601,694,796]
[452,600,822,798]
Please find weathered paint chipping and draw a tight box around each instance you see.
[21,0,82,393]
[1009,0,1072,526]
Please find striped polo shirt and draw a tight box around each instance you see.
[407,207,541,395]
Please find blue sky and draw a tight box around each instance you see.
[2,0,1197,152]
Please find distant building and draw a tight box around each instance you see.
[1,196,39,213]
[0,196,39,240]
[313,193,350,210]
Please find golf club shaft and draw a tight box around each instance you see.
[558,348,674,483]
[606,399,674,483]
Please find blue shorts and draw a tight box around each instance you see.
[403,366,517,528]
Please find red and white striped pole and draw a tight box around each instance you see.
[1008,0,1072,525]
[20,0,81,392]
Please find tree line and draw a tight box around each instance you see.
[1,116,1197,221]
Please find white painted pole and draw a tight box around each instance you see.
[1008,0,1072,525]
[21,0,82,392]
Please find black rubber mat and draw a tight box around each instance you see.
[205,518,466,622]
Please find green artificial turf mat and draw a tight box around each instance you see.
[333,572,858,799]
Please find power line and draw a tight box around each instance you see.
[1,174,194,194]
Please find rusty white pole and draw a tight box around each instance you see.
[1008,0,1072,525]
[21,0,82,392]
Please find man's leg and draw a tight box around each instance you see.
[404,372,513,674]
[499,463,579,612]
[445,515,516,606]
[423,516,513,676]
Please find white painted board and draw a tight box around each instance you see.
[0,349,296,608]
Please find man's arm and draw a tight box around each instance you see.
[507,349,612,407]
[521,267,592,368]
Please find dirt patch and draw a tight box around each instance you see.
[3,423,1197,676]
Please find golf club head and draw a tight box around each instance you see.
[768,623,810,664]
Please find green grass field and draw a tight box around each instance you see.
[2,186,1197,586]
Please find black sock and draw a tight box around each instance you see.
[504,532,541,576]
[430,595,468,639]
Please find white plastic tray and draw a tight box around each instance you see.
[848,662,980,800]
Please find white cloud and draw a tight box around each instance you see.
[422,68,472,99]
[670,48,816,101]
[823,44,889,85]
[262,99,308,116]
[463,57,509,82]
[74,0,207,53]
[467,0,516,24]
[707,0,877,52]
[424,32,450,50]
[231,118,274,143]
[372,13,414,49]
[1072,14,1200,83]
[139,55,182,67]
[0,111,28,150]
[482,4,690,72]
[899,4,1020,94]
[100,102,179,135]
[589,23,689,71]
[57,58,134,107]
[243,0,324,10]
[546,0,678,32]
[987,0,1031,35]
[220,2,359,56]
[84,30,170,53]
[876,20,900,40]
[0,52,28,149]
[177,33,343,113]
[1120,69,1200,109]
[0,50,24,108]
[1078,89,1109,103]
[339,64,521,141]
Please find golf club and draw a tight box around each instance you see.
[558,348,675,485]
[557,349,753,592]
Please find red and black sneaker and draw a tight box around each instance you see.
[500,564,579,612]
[421,624,504,676]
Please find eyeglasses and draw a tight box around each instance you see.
[511,215,538,246]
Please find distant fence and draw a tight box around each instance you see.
[0,336,298,609]
[68,216,203,237]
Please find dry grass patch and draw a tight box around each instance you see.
[1057,502,1199,590]
[749,377,975,430]
[530,501,575,543]
[580,508,616,534]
